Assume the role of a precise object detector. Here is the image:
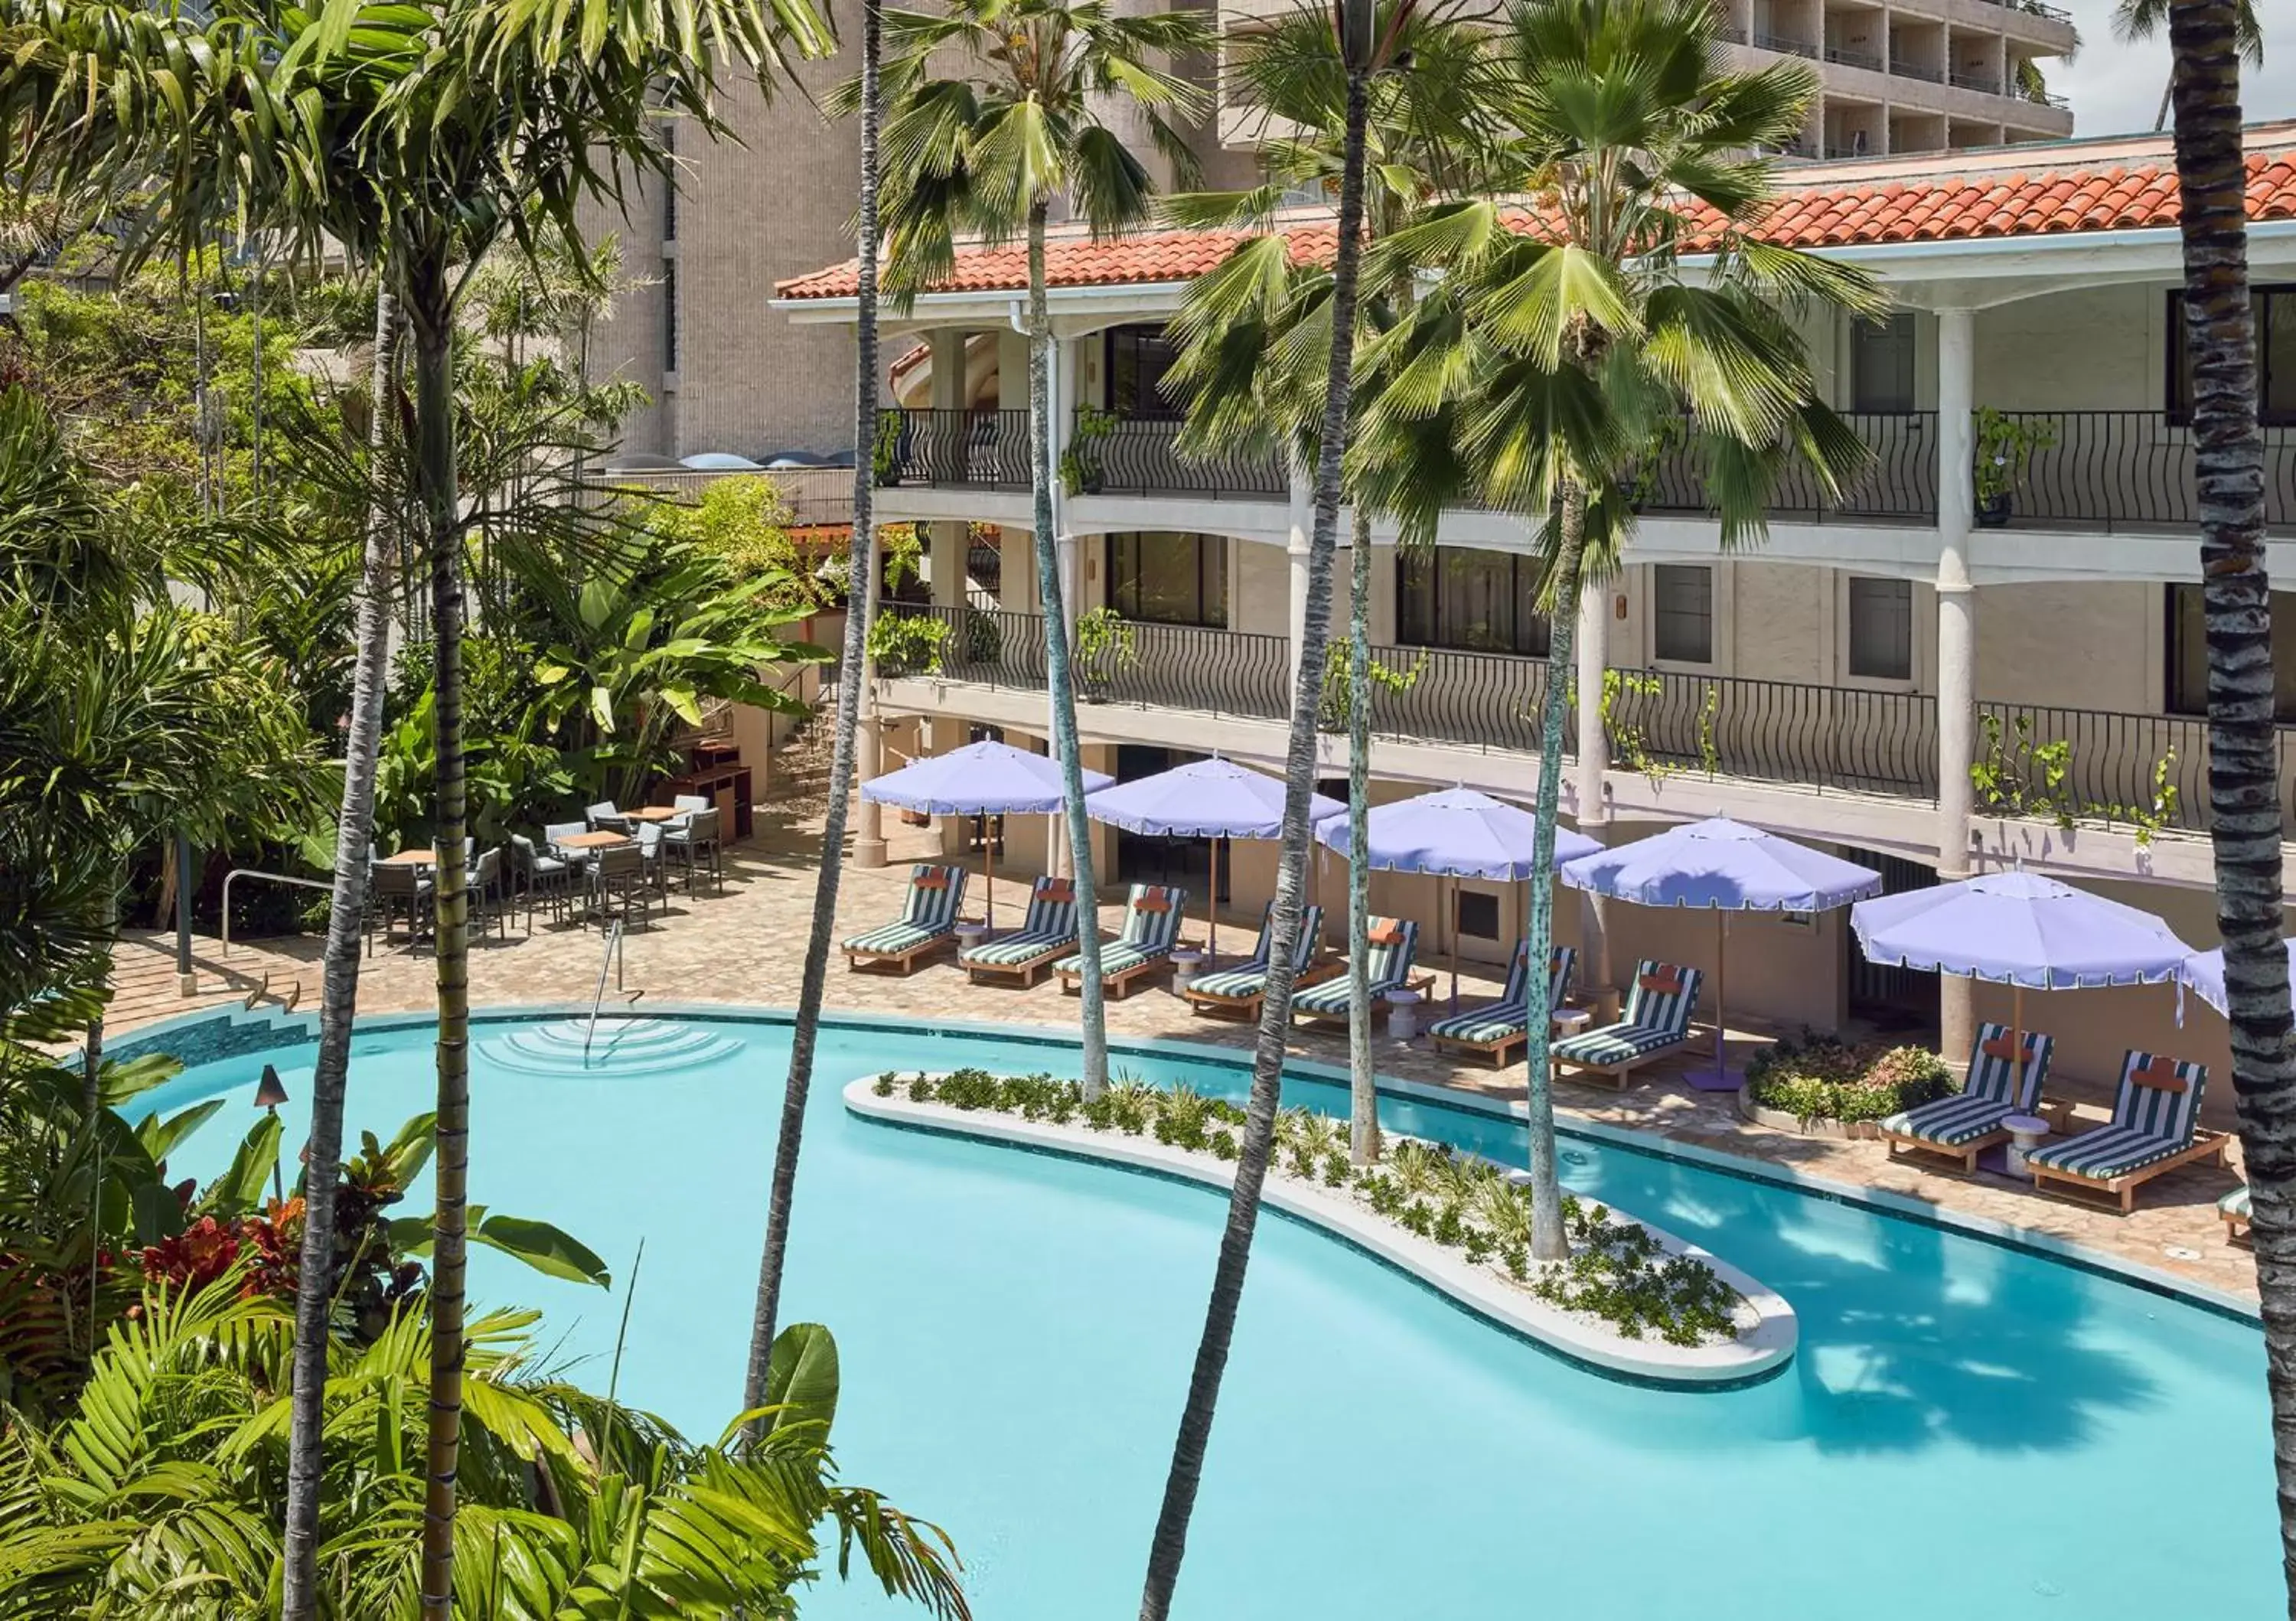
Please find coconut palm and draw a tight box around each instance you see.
[2151,0,2296,1598]
[1136,0,1381,1610]
[1352,0,1883,1257]
[874,0,1215,1101]
[742,0,890,1410]
[1165,0,1488,1166]
[0,0,831,1606]
[2112,0,2262,130]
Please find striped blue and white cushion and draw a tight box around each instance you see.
[1190,905,1322,1001]
[845,921,943,956]
[961,928,1074,967]
[1292,918,1420,1016]
[1962,1022,2053,1113]
[1552,959,1700,1065]
[2027,1049,2208,1179]
[1058,885,1189,980]
[1553,1023,1688,1065]
[1548,945,1577,1016]
[2223,1185,2252,1222]
[902,865,966,931]
[2027,1125,2187,1179]
[1189,963,1274,1000]
[1881,1092,2016,1147]
[1427,1006,1530,1045]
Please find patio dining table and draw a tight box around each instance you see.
[622,806,686,824]
[556,830,631,853]
[379,849,437,866]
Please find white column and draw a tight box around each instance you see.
[1935,307,1977,1061]
[928,327,967,483]
[854,520,889,869]
[1574,575,1618,1017]
[1286,458,1312,694]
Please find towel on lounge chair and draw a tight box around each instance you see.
[843,864,967,957]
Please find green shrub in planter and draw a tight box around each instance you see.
[1745,1032,1954,1127]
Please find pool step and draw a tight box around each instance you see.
[480,1017,745,1075]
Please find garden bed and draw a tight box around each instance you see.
[845,1069,1796,1387]
[1740,1035,1954,1137]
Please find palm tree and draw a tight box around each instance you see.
[1137,1,1380,1610]
[742,0,890,1406]
[1165,0,1486,1165]
[2152,0,2296,1599]
[1355,0,1883,1257]
[0,0,831,1607]
[2112,0,2262,130]
[876,0,1213,1101]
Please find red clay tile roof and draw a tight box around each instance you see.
[775,150,2296,301]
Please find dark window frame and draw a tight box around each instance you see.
[1103,532,1228,628]
[1846,575,1914,682]
[1104,325,1184,420]
[1393,546,1554,657]
[662,259,679,374]
[1652,563,1714,666]
[2166,283,2296,426]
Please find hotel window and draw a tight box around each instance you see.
[662,260,679,373]
[662,122,677,242]
[1455,889,1500,941]
[2167,584,2296,719]
[1105,532,1228,627]
[2168,285,2296,424]
[1851,314,1916,414]
[1105,325,1183,419]
[1847,576,1913,680]
[1394,546,1552,656]
[1652,565,1714,664]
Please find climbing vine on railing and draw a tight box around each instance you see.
[866,610,949,677]
[1318,641,1427,733]
[1600,670,1671,783]
[1969,713,2180,846]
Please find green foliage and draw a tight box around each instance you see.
[1743,1032,1956,1126]
[1529,1197,1740,1345]
[655,474,820,612]
[1970,712,2181,845]
[1972,406,2059,507]
[1316,641,1425,733]
[870,610,953,677]
[1073,606,1137,690]
[1060,405,1119,495]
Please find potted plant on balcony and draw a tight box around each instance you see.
[1973,407,2056,527]
[1073,605,1135,701]
[866,609,949,678]
[1060,406,1119,496]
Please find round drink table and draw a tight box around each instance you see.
[2003,1113,2051,1178]
[1387,988,1424,1042]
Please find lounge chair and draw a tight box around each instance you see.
[1551,957,1702,1088]
[2027,1049,2229,1212]
[960,876,1080,987]
[1877,1021,2052,1174]
[2222,1184,2252,1240]
[1058,883,1189,999]
[1182,904,1329,1019]
[1290,916,1433,1026]
[843,864,968,974]
[1429,943,1578,1067]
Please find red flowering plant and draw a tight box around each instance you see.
[139,1196,304,1300]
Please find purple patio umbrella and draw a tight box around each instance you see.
[1314,788,1601,1007]
[861,740,1113,929]
[1084,758,1342,964]
[2179,941,2296,1019]
[1851,869,2189,1085]
[1561,817,1883,1089]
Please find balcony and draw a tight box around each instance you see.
[876,407,1032,491]
[1890,60,1945,83]
[1825,44,1883,71]
[1639,411,1939,523]
[1753,31,1818,57]
[1072,413,1287,501]
[1984,411,2296,533]
[1949,69,2002,94]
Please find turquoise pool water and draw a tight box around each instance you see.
[151,1011,2272,1619]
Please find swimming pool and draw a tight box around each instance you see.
[148,1009,2273,1619]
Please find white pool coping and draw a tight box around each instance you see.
[843,1074,1799,1388]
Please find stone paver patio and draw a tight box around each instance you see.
[106,790,2260,1304]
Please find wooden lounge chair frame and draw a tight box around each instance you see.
[1182,905,1329,1020]
[1291,969,1436,1028]
[2224,1194,2252,1241]
[1877,1023,2051,1174]
[1430,946,1577,1067]
[1552,960,1701,1090]
[1057,884,1188,1000]
[2030,1130,2231,1213]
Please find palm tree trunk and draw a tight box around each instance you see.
[742,0,884,1406]
[279,288,402,1621]
[1137,58,1369,1621]
[1345,504,1378,1163]
[2164,2,2296,1604]
[1521,481,1585,1262]
[1026,199,1108,1100]
[408,259,470,1621]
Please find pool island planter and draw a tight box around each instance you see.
[843,1075,1797,1388]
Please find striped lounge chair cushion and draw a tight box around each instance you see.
[1883,1093,2017,1147]
[1191,963,1274,1000]
[1554,958,1700,1065]
[2223,1185,2252,1221]
[1293,915,1420,1016]
[844,921,944,956]
[1963,1022,2052,1112]
[1058,884,1189,980]
[846,864,967,954]
[2027,1048,2208,1180]
[1427,1005,1529,1045]
[961,928,1074,967]
[1189,905,1322,1003]
[1552,1022,1685,1065]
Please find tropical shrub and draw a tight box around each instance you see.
[1743,1033,1955,1126]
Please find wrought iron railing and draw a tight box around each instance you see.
[1825,45,1882,71]
[1089,621,1292,720]
[1361,644,1564,755]
[2013,83,2073,109]
[876,408,1032,490]
[1753,31,1817,56]
[1638,412,1938,522]
[1982,411,2296,532]
[1603,668,1939,797]
[1949,69,2001,93]
[873,602,1051,690]
[1973,702,2208,834]
[1077,413,1287,500]
[1890,60,1945,83]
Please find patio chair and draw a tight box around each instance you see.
[586,843,651,931]
[672,794,709,813]
[1290,916,1432,1026]
[1429,944,1578,1067]
[843,864,969,973]
[1552,957,1703,1088]
[1057,883,1189,999]
[2222,1184,2252,1241]
[960,876,1079,987]
[508,833,572,931]
[635,822,674,899]
[366,859,433,955]
[465,845,507,941]
[1182,903,1329,1019]
[1877,1021,2053,1173]
[587,800,631,834]
[664,806,725,895]
[2027,1049,2229,1212]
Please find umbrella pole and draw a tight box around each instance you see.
[1449,876,1459,1012]
[986,819,996,932]
[2011,983,2024,1100]
[1210,837,1220,968]
[1714,909,1727,1076]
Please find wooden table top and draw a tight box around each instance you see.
[625,805,686,823]
[558,830,631,851]
[378,849,436,866]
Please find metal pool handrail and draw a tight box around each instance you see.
[582,920,627,1066]
[221,868,334,957]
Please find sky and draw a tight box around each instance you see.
[2050,0,2296,136]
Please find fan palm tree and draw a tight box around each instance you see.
[2112,0,2262,129]
[1352,0,1883,1258]
[874,0,1215,1101]
[2151,0,2296,1599]
[1136,0,1382,1611]
[742,0,890,1411]
[0,0,832,1608]
[1165,0,1488,1166]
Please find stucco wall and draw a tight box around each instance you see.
[1232,542,1290,638]
[1971,283,2166,412]
[1972,581,2161,713]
